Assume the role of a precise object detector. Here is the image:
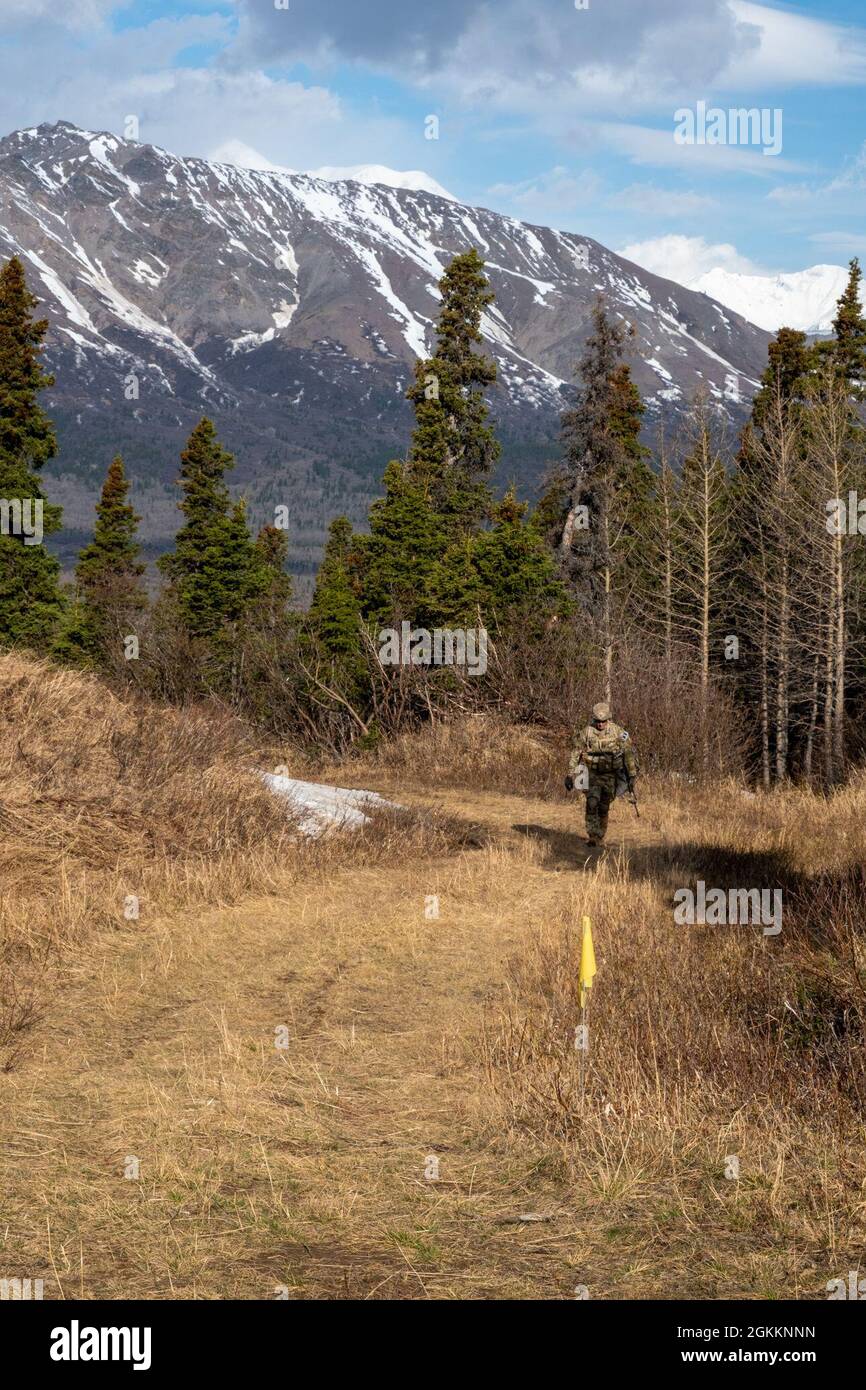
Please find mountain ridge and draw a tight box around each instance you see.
[0,121,772,582]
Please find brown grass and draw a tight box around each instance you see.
[0,654,465,1068]
[331,712,563,796]
[476,779,866,1298]
[1,657,864,1299]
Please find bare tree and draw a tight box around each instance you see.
[669,389,730,764]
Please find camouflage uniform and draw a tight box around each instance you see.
[569,703,638,845]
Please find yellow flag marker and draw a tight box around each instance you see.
[579,915,597,1008]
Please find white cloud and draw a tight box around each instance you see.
[608,183,717,216]
[232,0,770,124]
[310,164,456,200]
[208,141,297,175]
[0,0,115,30]
[766,144,866,206]
[0,12,432,178]
[807,231,866,255]
[598,120,807,176]
[827,143,866,194]
[720,1,866,88]
[487,166,602,211]
[620,234,764,284]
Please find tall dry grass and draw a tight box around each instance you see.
[3,653,864,1296]
[340,713,561,795]
[0,653,468,1069]
[474,778,866,1296]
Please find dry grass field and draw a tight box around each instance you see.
[1,656,865,1299]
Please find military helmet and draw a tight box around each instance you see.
[592,701,611,722]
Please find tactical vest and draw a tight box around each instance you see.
[582,722,629,776]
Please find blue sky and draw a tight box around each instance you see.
[1,0,864,284]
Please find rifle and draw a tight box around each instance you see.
[626,776,640,819]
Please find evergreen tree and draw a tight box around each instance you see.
[830,257,866,397]
[251,524,293,627]
[471,486,567,621]
[0,255,64,647]
[62,455,146,666]
[222,498,269,624]
[405,249,499,526]
[428,535,486,627]
[555,299,656,696]
[637,437,679,686]
[228,521,296,724]
[309,516,363,661]
[532,467,571,549]
[158,418,262,639]
[747,326,813,439]
[359,461,447,626]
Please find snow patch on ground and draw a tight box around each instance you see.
[261,774,401,836]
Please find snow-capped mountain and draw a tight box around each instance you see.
[308,164,456,201]
[693,264,860,336]
[209,142,455,200]
[0,122,771,573]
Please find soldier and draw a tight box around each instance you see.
[565,701,639,846]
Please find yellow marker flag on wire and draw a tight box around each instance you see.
[579,915,597,1008]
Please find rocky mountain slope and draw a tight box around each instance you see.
[0,122,771,577]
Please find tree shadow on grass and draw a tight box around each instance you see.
[512,821,805,892]
[511,824,866,948]
[512,822,598,869]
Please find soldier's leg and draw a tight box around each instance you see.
[596,778,615,842]
[585,780,603,843]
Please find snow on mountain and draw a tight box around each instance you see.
[308,163,457,202]
[693,264,860,335]
[0,121,772,574]
[208,145,453,200]
[209,140,297,176]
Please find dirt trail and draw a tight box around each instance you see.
[1,787,658,1300]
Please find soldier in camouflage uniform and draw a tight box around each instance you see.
[565,702,639,846]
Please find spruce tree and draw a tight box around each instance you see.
[830,258,866,397]
[556,299,655,695]
[428,535,486,627]
[158,418,262,639]
[471,487,567,621]
[251,524,293,626]
[359,461,447,626]
[747,326,813,438]
[309,516,363,661]
[222,498,269,624]
[62,454,146,666]
[405,249,499,526]
[0,255,64,647]
[532,468,571,550]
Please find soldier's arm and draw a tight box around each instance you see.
[621,732,639,779]
[568,732,588,775]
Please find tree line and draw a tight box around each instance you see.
[0,247,864,783]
